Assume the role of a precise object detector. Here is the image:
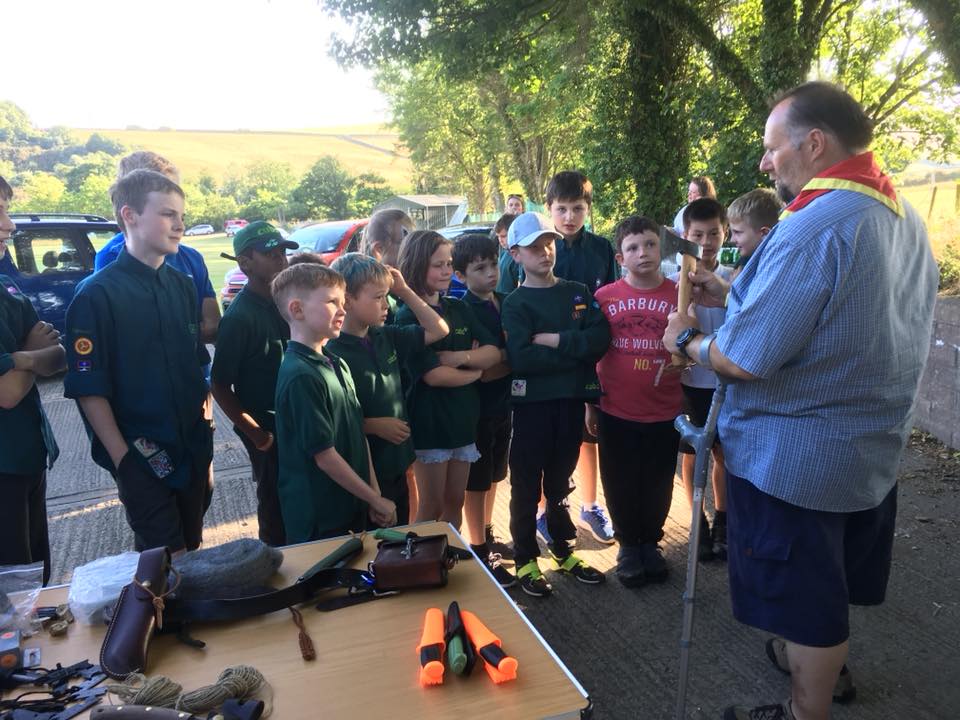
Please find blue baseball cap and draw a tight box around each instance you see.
[507,212,563,249]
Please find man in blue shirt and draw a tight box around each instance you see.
[94,152,220,344]
[665,83,938,720]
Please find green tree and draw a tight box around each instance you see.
[350,172,394,217]
[67,175,114,218]
[11,173,66,212]
[293,156,354,220]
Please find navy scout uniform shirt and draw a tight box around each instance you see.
[64,249,210,487]
[0,274,58,473]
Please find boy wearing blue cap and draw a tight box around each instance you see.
[501,212,611,597]
[211,221,298,546]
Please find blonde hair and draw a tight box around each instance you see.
[330,252,390,296]
[271,263,345,321]
[727,189,783,230]
[117,151,179,183]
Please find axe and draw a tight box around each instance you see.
[659,226,703,366]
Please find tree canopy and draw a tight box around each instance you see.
[325,0,959,224]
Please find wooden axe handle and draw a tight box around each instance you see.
[672,253,698,367]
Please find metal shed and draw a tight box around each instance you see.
[372,195,467,230]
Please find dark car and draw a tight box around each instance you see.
[219,219,368,310]
[0,213,120,333]
[436,222,496,298]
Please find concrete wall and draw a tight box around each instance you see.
[915,296,960,449]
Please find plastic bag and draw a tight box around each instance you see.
[67,551,140,625]
[0,562,44,633]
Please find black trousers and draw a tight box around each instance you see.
[509,399,583,565]
[378,471,411,526]
[238,432,287,547]
[0,471,51,585]
[597,412,679,546]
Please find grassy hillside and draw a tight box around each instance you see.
[72,127,412,188]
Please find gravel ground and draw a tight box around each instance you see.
[40,376,960,719]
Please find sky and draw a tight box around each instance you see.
[3,0,389,130]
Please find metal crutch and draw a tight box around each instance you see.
[675,380,728,720]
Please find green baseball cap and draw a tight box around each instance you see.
[222,221,297,261]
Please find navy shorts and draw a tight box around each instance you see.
[727,471,896,647]
[467,413,511,492]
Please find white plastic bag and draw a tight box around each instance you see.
[67,552,140,625]
[0,562,44,632]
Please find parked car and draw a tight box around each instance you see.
[224,219,248,236]
[185,223,215,236]
[0,213,120,333]
[219,219,368,311]
[436,222,495,298]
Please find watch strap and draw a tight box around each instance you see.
[698,333,716,369]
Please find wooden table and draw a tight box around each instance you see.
[24,523,591,719]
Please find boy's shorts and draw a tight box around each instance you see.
[114,452,213,552]
[678,385,722,454]
[415,443,480,465]
[726,471,897,647]
[467,414,511,492]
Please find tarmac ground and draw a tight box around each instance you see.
[38,376,960,719]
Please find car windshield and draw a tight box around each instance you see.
[290,224,351,253]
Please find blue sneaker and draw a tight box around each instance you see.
[536,512,553,545]
[578,504,615,544]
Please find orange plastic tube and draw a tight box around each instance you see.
[461,610,518,683]
[417,607,446,686]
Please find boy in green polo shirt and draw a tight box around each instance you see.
[211,221,298,546]
[327,253,449,525]
[501,212,611,597]
[65,170,212,554]
[271,263,397,541]
[0,176,64,584]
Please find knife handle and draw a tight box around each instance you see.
[91,706,204,720]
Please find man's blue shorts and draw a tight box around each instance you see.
[726,471,897,647]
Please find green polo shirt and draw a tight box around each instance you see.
[395,296,497,450]
[274,340,369,543]
[462,290,511,418]
[327,324,426,481]
[0,273,58,474]
[211,286,289,433]
[64,249,210,487]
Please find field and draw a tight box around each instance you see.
[900,180,959,259]
[72,126,413,189]
[90,232,237,294]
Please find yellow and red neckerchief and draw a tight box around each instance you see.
[779,151,903,220]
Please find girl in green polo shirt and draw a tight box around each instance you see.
[396,231,502,530]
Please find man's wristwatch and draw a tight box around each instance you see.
[675,327,702,358]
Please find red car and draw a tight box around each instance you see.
[224,218,248,236]
[219,219,368,310]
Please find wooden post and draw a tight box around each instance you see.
[927,176,938,222]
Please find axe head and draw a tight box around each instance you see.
[659,226,702,260]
